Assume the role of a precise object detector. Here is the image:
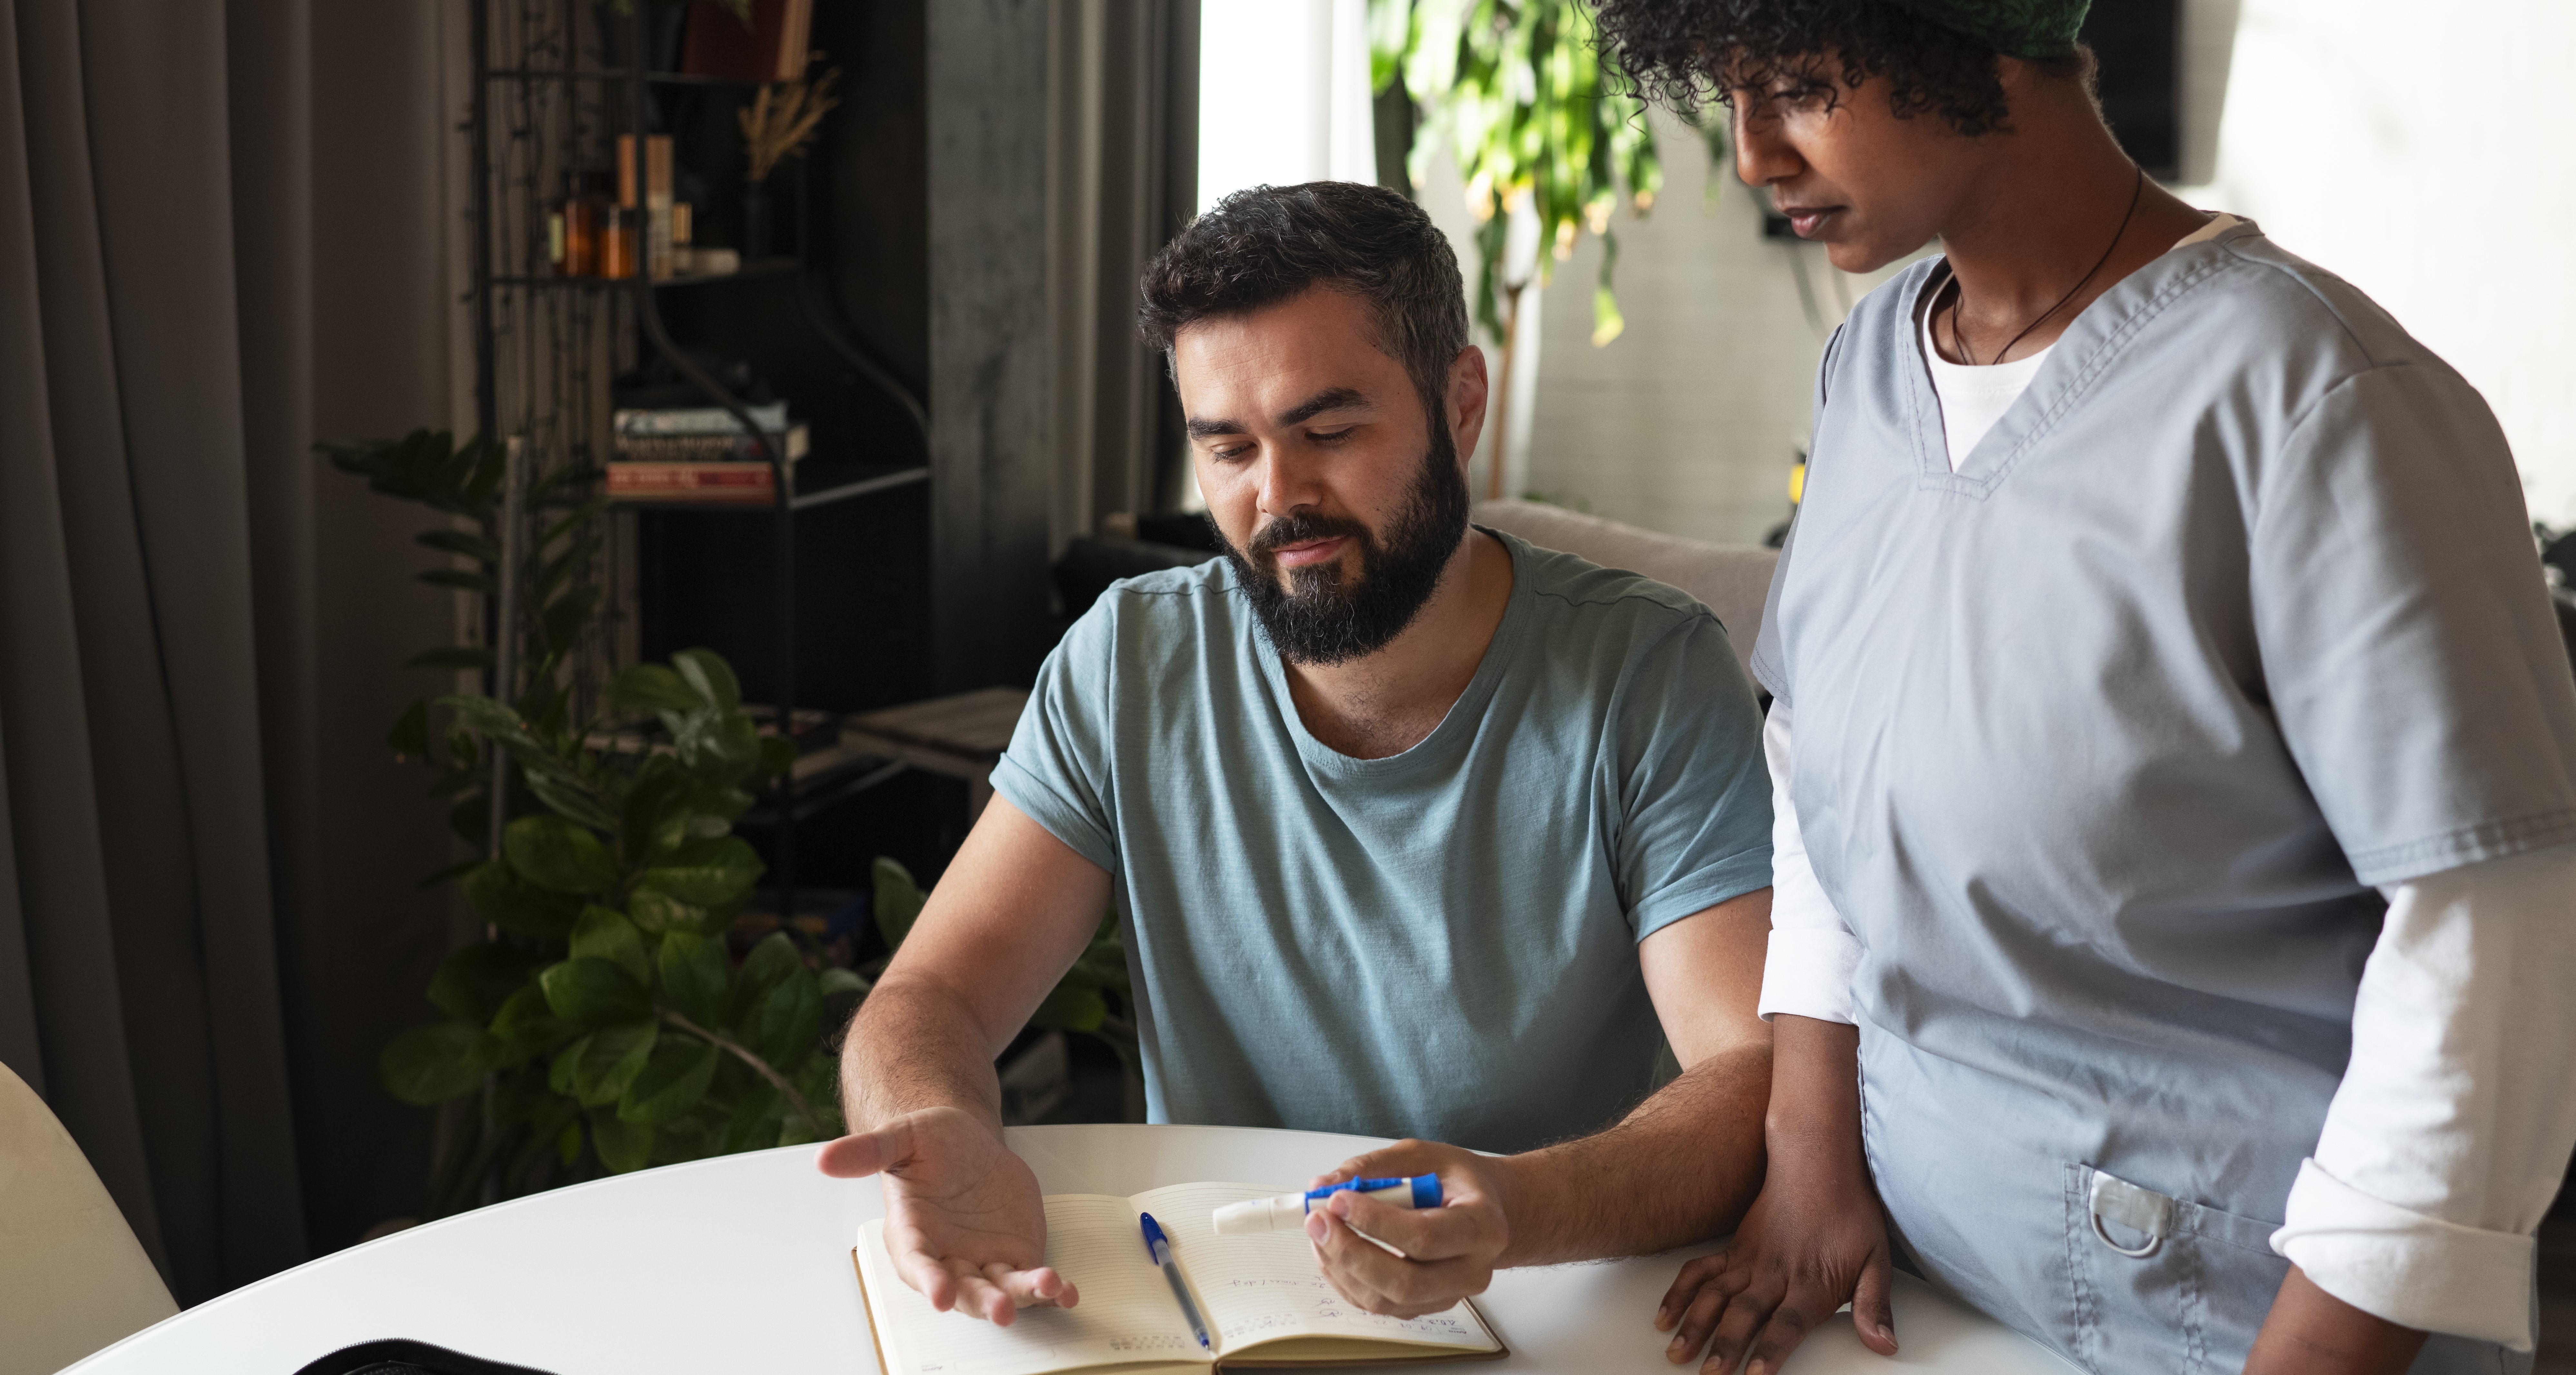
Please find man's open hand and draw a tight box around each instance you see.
[1301,1139,1509,1319]
[816,1105,1075,1325]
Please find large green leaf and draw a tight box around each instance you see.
[416,528,501,564]
[539,956,652,1029]
[569,906,651,987]
[381,1021,490,1105]
[521,768,619,835]
[505,815,618,895]
[487,984,568,1068]
[428,941,552,1024]
[671,648,743,710]
[420,569,497,594]
[624,885,712,936]
[742,970,824,1068]
[557,1019,658,1106]
[720,1080,783,1154]
[793,1056,845,1138]
[605,663,704,715]
[639,836,762,907]
[725,932,804,1029]
[657,930,729,1026]
[617,1038,720,1125]
[463,860,584,941]
[619,764,695,865]
[873,857,928,951]
[1029,982,1109,1035]
[673,709,761,778]
[589,1107,655,1173]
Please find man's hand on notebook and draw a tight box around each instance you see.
[817,1105,1076,1325]
[1302,1140,1509,1320]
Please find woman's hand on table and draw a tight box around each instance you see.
[1302,1139,1512,1320]
[1658,1013,1897,1375]
[816,1104,1075,1324]
[1656,1162,1898,1374]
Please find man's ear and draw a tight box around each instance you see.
[1446,346,1491,469]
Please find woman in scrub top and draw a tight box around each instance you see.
[1591,2,2576,1373]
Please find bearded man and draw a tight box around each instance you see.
[817,181,1780,1327]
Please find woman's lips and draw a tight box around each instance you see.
[1273,536,1349,568]
[1785,207,1838,238]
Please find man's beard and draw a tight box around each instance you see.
[1215,424,1471,668]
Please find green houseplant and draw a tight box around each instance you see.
[327,429,1137,1214]
[1371,0,1724,491]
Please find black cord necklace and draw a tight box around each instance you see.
[1946,164,2145,367]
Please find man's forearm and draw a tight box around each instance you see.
[841,972,1011,1134]
[1490,1039,1771,1267]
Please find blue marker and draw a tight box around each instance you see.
[1210,1174,1444,1235]
[1139,1212,1211,1350]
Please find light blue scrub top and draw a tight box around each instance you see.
[996,530,1774,1154]
[1752,222,2576,1373]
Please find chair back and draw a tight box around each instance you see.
[0,1060,177,1375]
[1473,499,1781,683]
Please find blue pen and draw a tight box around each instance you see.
[1139,1212,1212,1351]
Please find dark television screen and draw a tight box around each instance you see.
[2081,0,2181,181]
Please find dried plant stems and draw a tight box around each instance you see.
[740,67,840,184]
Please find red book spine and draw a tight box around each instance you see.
[607,463,776,502]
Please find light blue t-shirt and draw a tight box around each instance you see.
[992,528,1772,1153]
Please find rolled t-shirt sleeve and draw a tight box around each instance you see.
[1613,611,1775,940]
[2250,364,2576,885]
[989,592,1123,874]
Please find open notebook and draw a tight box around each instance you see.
[851,1182,1508,1373]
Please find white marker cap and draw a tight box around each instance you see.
[1211,1193,1310,1236]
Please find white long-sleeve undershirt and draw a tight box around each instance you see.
[1754,702,2576,1349]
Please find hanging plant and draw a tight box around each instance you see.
[1372,0,1722,490]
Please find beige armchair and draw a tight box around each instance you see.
[0,1061,177,1375]
[1471,499,1780,682]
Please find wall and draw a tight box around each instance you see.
[1490,0,2576,542]
[2198,0,2576,527]
[1429,107,1911,546]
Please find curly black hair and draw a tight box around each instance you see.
[1592,0,2092,138]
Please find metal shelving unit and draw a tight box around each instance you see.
[468,0,930,915]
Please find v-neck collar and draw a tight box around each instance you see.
[1901,218,2265,497]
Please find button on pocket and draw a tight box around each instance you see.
[2063,1164,2289,1374]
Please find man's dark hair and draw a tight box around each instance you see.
[1592,0,2094,139]
[1137,182,1470,432]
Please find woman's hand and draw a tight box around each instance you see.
[1656,1158,1898,1373]
[1657,1014,1898,1375]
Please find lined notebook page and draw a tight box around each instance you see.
[858,1195,1203,1375]
[1132,1183,1499,1358]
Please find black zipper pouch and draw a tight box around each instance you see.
[292,1341,560,1375]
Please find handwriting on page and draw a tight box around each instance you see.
[1129,1183,1494,1353]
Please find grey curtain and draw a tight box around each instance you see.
[0,0,316,1302]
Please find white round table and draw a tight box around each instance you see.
[65,1123,2075,1373]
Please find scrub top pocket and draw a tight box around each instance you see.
[2062,1164,2287,1375]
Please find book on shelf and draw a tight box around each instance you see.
[614,400,791,437]
[852,1182,1507,1375]
[612,423,808,465]
[605,462,775,503]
